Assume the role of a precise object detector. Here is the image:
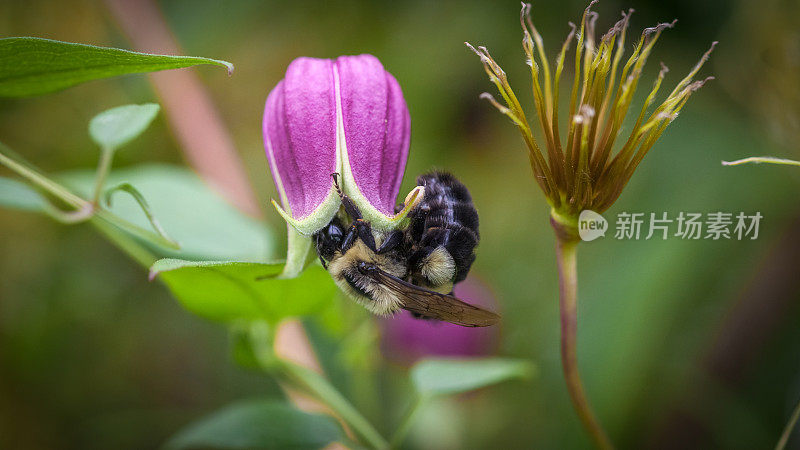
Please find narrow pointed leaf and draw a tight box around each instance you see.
[0,37,233,97]
[722,156,800,167]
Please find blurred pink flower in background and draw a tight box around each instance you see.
[381,275,500,364]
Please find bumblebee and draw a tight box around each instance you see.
[313,172,499,327]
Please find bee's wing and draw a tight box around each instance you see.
[363,267,500,327]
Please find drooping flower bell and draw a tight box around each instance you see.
[263,54,420,239]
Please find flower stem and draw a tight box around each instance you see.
[0,142,86,208]
[92,147,114,204]
[776,394,800,450]
[0,142,180,251]
[276,359,389,450]
[247,323,388,450]
[390,394,427,448]
[555,235,613,450]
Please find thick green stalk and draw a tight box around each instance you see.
[276,359,389,450]
[554,233,613,450]
[247,324,388,449]
[390,394,427,448]
[247,323,387,450]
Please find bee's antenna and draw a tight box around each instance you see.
[331,172,344,199]
[330,172,363,221]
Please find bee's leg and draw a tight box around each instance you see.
[330,173,379,252]
[341,219,376,252]
[376,230,403,254]
[354,220,377,251]
[331,173,362,220]
[318,253,328,270]
[341,224,358,252]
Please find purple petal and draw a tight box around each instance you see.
[263,57,337,219]
[380,276,500,365]
[336,55,410,215]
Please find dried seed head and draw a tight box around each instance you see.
[467,1,715,226]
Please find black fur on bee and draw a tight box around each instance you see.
[403,171,479,287]
[312,171,497,327]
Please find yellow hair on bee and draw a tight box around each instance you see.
[327,240,407,315]
[419,246,456,293]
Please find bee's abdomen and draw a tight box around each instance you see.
[408,172,479,283]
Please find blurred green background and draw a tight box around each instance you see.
[2,0,800,448]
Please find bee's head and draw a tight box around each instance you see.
[314,218,346,263]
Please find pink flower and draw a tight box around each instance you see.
[263,54,416,235]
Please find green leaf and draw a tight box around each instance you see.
[149,259,336,323]
[89,104,160,152]
[59,164,273,261]
[411,358,535,396]
[0,176,48,211]
[0,37,233,97]
[165,400,344,450]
